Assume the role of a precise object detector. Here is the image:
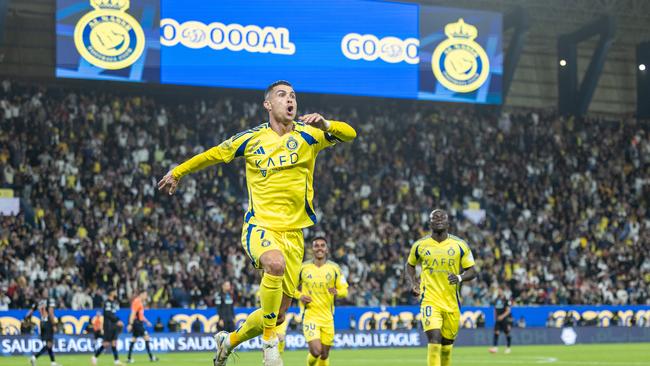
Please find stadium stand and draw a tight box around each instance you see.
[0,80,648,312]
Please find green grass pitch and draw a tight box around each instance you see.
[6,343,650,366]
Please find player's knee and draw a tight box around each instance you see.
[320,348,330,359]
[262,253,286,275]
[309,344,321,357]
[277,313,286,325]
[277,333,285,342]
[426,330,442,344]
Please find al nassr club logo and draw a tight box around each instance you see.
[432,18,490,93]
[74,0,145,70]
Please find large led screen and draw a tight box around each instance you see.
[56,0,502,104]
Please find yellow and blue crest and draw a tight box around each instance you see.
[286,136,299,151]
[74,0,145,70]
[432,18,489,93]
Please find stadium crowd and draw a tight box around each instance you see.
[0,80,649,312]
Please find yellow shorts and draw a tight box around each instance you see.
[420,304,460,340]
[241,222,304,297]
[303,318,335,346]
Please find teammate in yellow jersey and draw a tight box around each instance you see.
[158,80,356,366]
[405,209,478,366]
[295,237,348,366]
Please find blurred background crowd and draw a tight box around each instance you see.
[1,80,649,312]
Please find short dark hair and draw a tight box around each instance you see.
[311,236,328,245]
[264,80,292,100]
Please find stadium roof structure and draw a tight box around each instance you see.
[415,0,650,115]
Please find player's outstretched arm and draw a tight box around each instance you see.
[158,142,232,195]
[158,171,179,195]
[299,113,357,142]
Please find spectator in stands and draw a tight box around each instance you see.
[517,316,526,328]
[0,285,10,310]
[191,318,202,333]
[21,317,34,335]
[167,317,178,333]
[154,317,164,333]
[476,313,486,328]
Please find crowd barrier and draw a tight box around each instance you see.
[1,305,649,336]
[2,327,650,356]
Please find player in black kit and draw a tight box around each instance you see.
[27,293,60,366]
[489,286,513,354]
[215,281,236,332]
[92,288,124,365]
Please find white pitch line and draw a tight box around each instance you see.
[537,357,559,363]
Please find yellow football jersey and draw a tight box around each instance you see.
[296,260,348,324]
[172,121,356,230]
[407,234,475,312]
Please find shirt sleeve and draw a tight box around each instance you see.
[407,242,420,267]
[310,121,357,153]
[334,265,349,298]
[172,130,254,180]
[460,241,476,269]
[131,299,143,318]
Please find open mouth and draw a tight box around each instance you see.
[287,106,294,113]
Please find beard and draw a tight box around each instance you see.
[432,227,446,235]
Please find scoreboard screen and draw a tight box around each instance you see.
[56,0,502,104]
